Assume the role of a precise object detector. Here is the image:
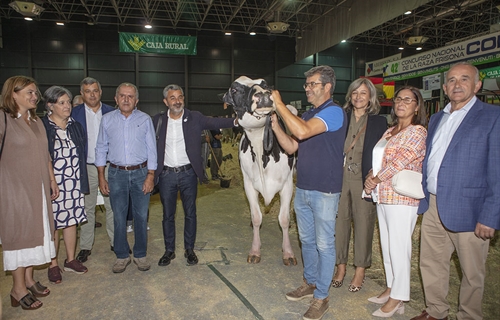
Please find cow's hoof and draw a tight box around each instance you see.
[283,257,297,266]
[247,255,261,264]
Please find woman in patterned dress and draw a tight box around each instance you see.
[42,86,89,283]
[0,76,59,310]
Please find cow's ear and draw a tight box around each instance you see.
[222,91,235,106]
[259,80,268,89]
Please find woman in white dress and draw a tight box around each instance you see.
[0,76,59,310]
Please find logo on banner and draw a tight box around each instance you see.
[128,36,146,51]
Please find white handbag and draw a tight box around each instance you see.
[391,170,425,199]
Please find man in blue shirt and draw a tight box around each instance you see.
[95,83,157,273]
[271,65,347,320]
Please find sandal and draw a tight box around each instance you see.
[331,268,345,288]
[48,266,62,284]
[27,281,50,297]
[331,278,344,288]
[348,276,366,292]
[10,293,43,310]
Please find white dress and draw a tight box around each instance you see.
[2,184,56,271]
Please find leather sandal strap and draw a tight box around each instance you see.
[19,293,41,309]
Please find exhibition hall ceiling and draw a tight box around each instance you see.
[1,0,499,50]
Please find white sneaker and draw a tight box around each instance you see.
[126,225,133,233]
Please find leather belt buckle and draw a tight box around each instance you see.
[174,167,181,173]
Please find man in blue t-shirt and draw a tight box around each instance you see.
[271,65,347,320]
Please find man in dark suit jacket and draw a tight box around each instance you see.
[71,77,116,263]
[153,84,235,267]
[411,62,500,320]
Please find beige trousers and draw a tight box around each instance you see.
[79,164,114,250]
[420,194,489,320]
[335,172,377,267]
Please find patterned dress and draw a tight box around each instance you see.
[49,118,87,229]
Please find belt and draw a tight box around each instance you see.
[110,161,147,171]
[164,164,192,173]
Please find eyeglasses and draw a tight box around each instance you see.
[303,81,324,89]
[393,97,417,105]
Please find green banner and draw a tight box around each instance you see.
[479,65,500,80]
[119,32,197,55]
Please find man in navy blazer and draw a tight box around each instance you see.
[153,84,235,267]
[411,62,500,320]
[71,77,116,263]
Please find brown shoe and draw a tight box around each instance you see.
[410,310,448,320]
[112,257,131,273]
[285,280,316,301]
[133,257,151,271]
[48,266,62,284]
[64,259,88,274]
[303,297,329,320]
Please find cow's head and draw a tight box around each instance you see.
[222,76,274,121]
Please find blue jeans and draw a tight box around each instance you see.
[294,187,340,299]
[158,167,198,252]
[108,166,150,259]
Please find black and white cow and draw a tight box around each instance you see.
[223,76,297,266]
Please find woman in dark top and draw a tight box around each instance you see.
[42,86,89,284]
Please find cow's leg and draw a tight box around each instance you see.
[278,176,297,266]
[243,179,262,264]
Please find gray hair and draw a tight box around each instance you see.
[448,61,480,83]
[80,77,102,91]
[163,84,184,98]
[304,65,336,95]
[72,94,83,106]
[43,86,73,112]
[115,83,139,99]
[343,78,381,115]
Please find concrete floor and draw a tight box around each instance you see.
[1,183,417,320]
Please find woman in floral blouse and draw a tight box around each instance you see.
[364,86,427,318]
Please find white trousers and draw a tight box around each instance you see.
[376,203,418,301]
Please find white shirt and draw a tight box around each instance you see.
[85,103,102,164]
[164,110,190,167]
[426,96,476,194]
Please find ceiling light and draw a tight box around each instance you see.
[406,36,428,46]
[225,32,231,36]
[145,24,152,29]
[56,22,64,26]
[404,10,412,15]
[398,46,404,50]
[249,32,256,36]
[24,17,32,21]
[341,39,346,43]
[416,46,423,50]
[267,22,289,33]
[9,1,44,17]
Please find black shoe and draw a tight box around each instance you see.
[95,221,102,228]
[76,249,91,263]
[184,249,198,265]
[110,246,132,254]
[158,251,176,266]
